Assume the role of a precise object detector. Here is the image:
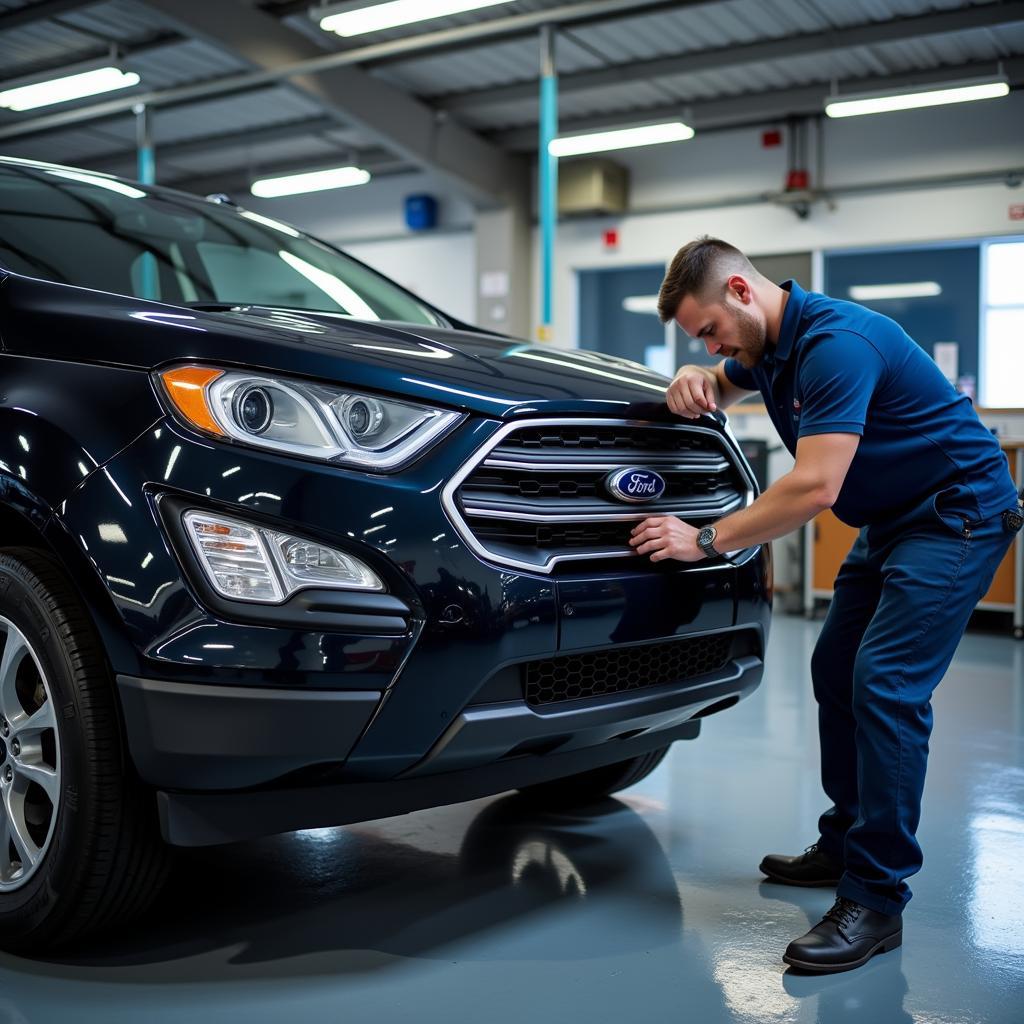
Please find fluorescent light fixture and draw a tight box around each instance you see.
[849,282,942,301]
[826,80,1008,118]
[250,166,371,198]
[319,0,515,37]
[623,295,659,315]
[550,122,694,157]
[0,67,140,111]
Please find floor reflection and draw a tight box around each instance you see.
[17,795,685,973]
[0,615,1019,1023]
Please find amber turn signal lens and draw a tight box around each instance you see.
[159,366,225,435]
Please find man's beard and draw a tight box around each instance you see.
[728,305,767,369]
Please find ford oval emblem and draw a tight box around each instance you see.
[605,467,667,504]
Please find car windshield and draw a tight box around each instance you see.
[0,159,443,327]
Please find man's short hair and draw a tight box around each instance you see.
[657,236,756,323]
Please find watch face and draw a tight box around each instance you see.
[698,527,715,546]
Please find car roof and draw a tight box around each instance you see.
[0,154,224,209]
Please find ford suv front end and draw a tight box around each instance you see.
[0,156,770,951]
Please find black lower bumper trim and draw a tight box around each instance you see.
[117,675,381,790]
[156,718,701,847]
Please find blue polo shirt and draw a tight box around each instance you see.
[723,280,1016,528]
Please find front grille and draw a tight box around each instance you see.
[445,419,752,573]
[524,633,732,707]
[473,518,635,549]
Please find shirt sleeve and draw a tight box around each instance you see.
[796,331,888,439]
[722,357,757,391]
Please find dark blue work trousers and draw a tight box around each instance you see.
[811,483,1018,916]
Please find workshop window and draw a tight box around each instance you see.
[825,244,981,396]
[981,239,1024,409]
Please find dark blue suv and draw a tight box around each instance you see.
[0,156,770,950]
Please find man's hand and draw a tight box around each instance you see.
[666,366,718,420]
[629,516,704,562]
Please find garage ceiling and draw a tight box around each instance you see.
[0,0,1020,200]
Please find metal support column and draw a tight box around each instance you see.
[538,25,558,341]
[134,102,155,185]
[134,102,157,299]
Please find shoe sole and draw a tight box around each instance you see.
[759,861,841,888]
[782,931,902,974]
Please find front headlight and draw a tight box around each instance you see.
[157,365,462,470]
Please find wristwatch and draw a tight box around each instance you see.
[696,524,722,560]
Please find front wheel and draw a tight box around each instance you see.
[0,548,168,953]
[517,745,671,808]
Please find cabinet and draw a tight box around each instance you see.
[803,443,1023,638]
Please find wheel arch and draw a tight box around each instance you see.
[0,502,140,679]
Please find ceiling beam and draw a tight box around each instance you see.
[441,0,1024,113]
[0,31,185,90]
[82,115,343,170]
[495,59,1024,150]
[0,0,99,33]
[128,0,523,206]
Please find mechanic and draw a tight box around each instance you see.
[630,236,1021,974]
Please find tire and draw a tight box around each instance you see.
[0,547,168,953]
[516,744,671,808]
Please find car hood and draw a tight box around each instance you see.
[1,276,686,420]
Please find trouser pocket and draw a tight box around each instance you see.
[932,482,977,538]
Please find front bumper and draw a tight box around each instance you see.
[59,413,771,833]
[116,629,763,794]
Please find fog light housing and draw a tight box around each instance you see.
[183,510,383,604]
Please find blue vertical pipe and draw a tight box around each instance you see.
[134,102,157,300]
[539,26,557,340]
[134,102,155,185]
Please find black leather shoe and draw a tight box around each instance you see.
[760,841,842,887]
[783,897,902,973]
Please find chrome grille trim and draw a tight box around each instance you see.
[441,417,757,575]
[461,494,745,522]
[482,456,732,473]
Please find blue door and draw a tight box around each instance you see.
[578,265,672,373]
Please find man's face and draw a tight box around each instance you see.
[675,284,767,369]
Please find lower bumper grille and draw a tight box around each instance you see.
[524,633,732,707]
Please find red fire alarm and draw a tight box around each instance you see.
[786,169,810,191]
[602,228,619,250]
[762,129,782,148]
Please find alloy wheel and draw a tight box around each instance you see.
[0,616,61,892]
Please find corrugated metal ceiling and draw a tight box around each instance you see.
[1,0,176,79]
[378,0,1009,98]
[0,0,1018,188]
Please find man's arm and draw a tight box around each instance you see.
[629,433,860,561]
[714,361,759,411]
[712,432,860,550]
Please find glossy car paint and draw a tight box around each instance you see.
[1,275,684,419]
[0,164,770,839]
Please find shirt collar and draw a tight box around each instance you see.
[773,279,807,363]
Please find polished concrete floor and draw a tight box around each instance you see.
[1,613,1022,1023]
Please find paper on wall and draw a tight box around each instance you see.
[933,341,958,382]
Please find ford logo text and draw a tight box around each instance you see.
[605,467,667,504]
